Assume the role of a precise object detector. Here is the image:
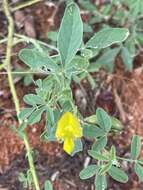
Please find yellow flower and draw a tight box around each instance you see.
[56,112,83,154]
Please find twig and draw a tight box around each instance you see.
[11,0,43,12]
[2,1,41,190]
[0,71,48,75]
[2,0,20,113]
[113,87,126,123]
[0,33,58,52]
[14,33,58,51]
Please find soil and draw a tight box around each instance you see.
[0,0,143,190]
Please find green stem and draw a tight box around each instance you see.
[14,33,58,51]
[117,156,135,163]
[11,0,43,12]
[23,133,41,190]
[3,1,40,190]
[0,70,48,75]
[3,0,20,115]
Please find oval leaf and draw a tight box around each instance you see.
[92,136,107,152]
[19,107,34,121]
[28,107,46,125]
[110,146,116,161]
[71,56,89,70]
[121,47,133,71]
[23,94,45,105]
[44,180,53,190]
[19,48,59,71]
[86,28,129,49]
[108,166,128,183]
[131,135,141,159]
[80,164,98,180]
[88,150,109,161]
[96,108,112,133]
[134,163,143,182]
[71,139,83,156]
[57,3,83,65]
[95,175,107,190]
[83,124,106,138]
[93,47,120,72]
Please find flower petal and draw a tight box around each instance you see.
[69,113,83,137]
[63,138,75,154]
[56,112,71,139]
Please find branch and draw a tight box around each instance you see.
[2,1,41,190]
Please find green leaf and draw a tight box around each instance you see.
[92,136,107,152]
[93,47,120,72]
[83,23,93,33]
[73,73,88,83]
[108,166,128,183]
[81,49,93,59]
[99,162,112,175]
[85,115,123,132]
[19,48,59,71]
[88,150,109,161]
[134,163,143,182]
[18,172,26,182]
[71,56,89,70]
[128,0,142,17]
[79,0,97,11]
[121,47,133,71]
[110,117,123,132]
[23,94,45,105]
[110,146,116,161]
[47,31,58,41]
[138,159,143,165]
[19,107,34,121]
[96,108,112,133]
[41,127,56,142]
[24,75,33,86]
[44,180,53,190]
[87,62,101,73]
[83,124,106,138]
[71,139,83,156]
[86,28,129,49]
[131,135,141,159]
[125,37,137,57]
[84,115,98,123]
[26,171,33,187]
[95,175,107,190]
[79,164,98,180]
[18,172,28,188]
[57,3,83,65]
[28,107,46,125]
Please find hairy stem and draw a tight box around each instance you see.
[3,1,40,190]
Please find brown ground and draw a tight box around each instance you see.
[0,0,143,190]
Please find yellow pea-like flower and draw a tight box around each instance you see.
[56,112,83,155]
